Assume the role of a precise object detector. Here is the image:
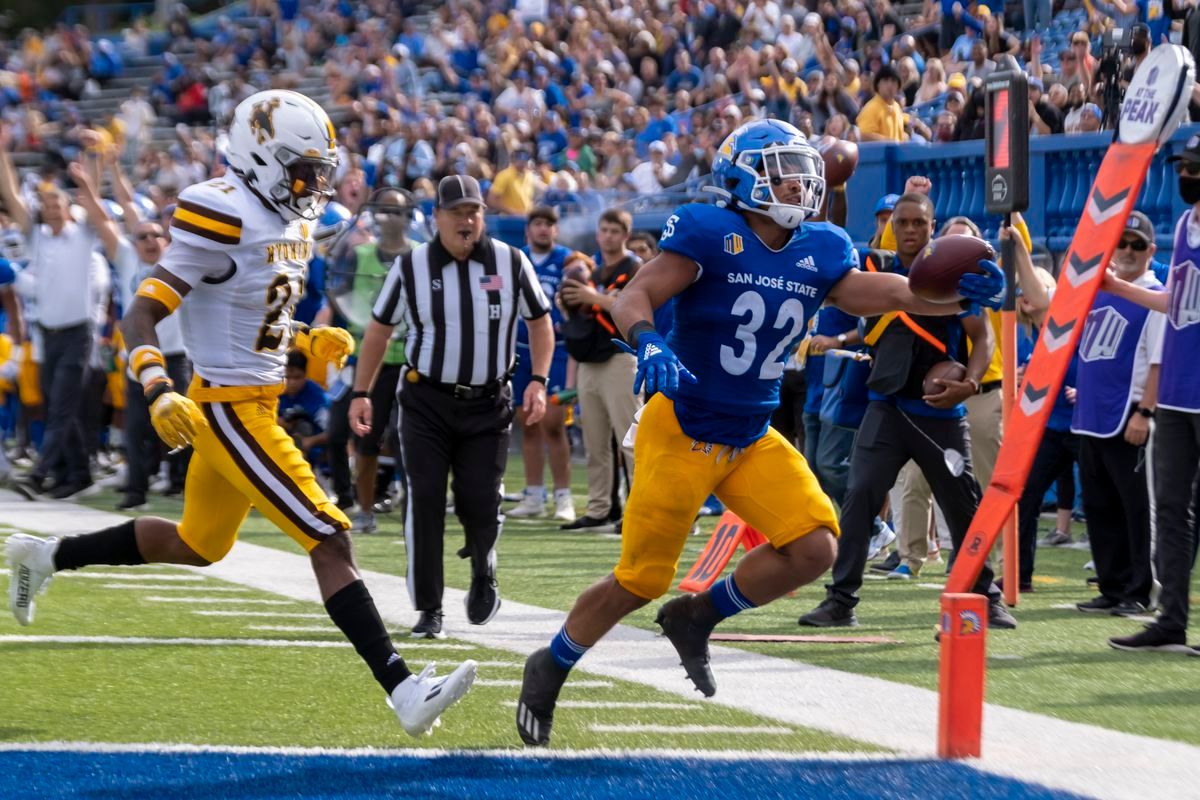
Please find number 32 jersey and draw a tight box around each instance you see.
[658,203,857,447]
[160,173,314,386]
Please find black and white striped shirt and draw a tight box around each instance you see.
[372,235,551,386]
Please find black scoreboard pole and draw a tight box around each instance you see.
[983,69,1029,608]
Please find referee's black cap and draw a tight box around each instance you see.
[437,175,486,209]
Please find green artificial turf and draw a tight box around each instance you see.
[66,453,1200,748]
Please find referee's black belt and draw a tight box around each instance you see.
[405,368,511,400]
[980,380,1002,394]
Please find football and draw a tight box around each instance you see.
[559,261,593,314]
[907,234,996,304]
[817,137,859,188]
[923,360,968,396]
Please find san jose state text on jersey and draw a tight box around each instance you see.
[658,203,856,432]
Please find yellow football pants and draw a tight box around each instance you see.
[176,380,349,563]
[614,394,840,599]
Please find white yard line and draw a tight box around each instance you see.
[144,597,298,605]
[0,635,352,649]
[477,679,613,688]
[502,701,700,710]
[2,492,1198,799]
[99,584,250,592]
[590,724,792,735]
[191,611,329,619]
[0,569,204,581]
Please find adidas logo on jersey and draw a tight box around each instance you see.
[643,344,662,358]
[795,256,817,271]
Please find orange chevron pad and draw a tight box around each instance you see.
[677,511,768,593]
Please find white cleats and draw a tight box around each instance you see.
[507,489,547,518]
[553,491,576,522]
[5,533,58,626]
[389,660,477,737]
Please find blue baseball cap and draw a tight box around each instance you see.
[874,193,900,215]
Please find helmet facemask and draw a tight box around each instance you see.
[270,146,337,221]
[735,145,826,229]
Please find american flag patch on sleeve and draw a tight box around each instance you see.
[479,274,504,291]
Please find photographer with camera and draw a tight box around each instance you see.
[1095,24,1151,130]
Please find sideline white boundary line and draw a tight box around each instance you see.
[0,741,895,762]
[501,701,699,710]
[3,493,1198,799]
[590,724,792,735]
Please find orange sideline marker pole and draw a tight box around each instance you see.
[937,593,988,759]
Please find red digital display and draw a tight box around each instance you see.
[990,88,1010,169]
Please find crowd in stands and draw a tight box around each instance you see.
[0,0,1198,648]
[2,0,1200,220]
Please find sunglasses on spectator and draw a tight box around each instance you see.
[135,231,164,241]
[1116,238,1148,251]
[1175,161,1200,176]
[1062,54,1076,61]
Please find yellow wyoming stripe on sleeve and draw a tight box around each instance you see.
[173,200,242,245]
[136,277,184,313]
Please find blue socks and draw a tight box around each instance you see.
[709,575,757,620]
[549,625,590,670]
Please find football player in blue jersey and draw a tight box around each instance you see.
[515,118,1005,746]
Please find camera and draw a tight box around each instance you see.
[1097,24,1149,130]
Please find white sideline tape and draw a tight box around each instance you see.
[590,724,793,736]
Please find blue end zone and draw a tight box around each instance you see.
[0,750,1094,800]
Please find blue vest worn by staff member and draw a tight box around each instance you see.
[1072,277,1164,438]
[1159,215,1200,412]
[657,203,858,448]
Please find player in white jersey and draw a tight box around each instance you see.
[5,90,476,735]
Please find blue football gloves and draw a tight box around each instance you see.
[958,259,1006,315]
[614,331,697,395]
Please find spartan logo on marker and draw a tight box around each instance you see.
[1168,260,1200,330]
[1079,307,1130,362]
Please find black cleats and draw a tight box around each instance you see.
[516,647,569,746]
[656,594,718,698]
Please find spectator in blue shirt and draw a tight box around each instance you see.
[665,50,703,92]
[634,97,677,157]
[536,112,569,163]
[279,351,331,465]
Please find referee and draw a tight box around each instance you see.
[351,175,554,639]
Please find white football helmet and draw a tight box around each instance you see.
[226,90,339,222]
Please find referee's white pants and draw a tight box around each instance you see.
[577,354,643,520]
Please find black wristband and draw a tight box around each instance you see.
[1136,406,1155,419]
[350,390,370,399]
[626,320,657,349]
[530,374,548,386]
[144,380,174,405]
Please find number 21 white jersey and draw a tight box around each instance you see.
[160,173,314,386]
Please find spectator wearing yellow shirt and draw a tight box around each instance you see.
[487,149,541,215]
[759,58,807,105]
[857,65,929,142]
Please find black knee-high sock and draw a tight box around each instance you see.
[325,580,411,694]
[53,519,145,571]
